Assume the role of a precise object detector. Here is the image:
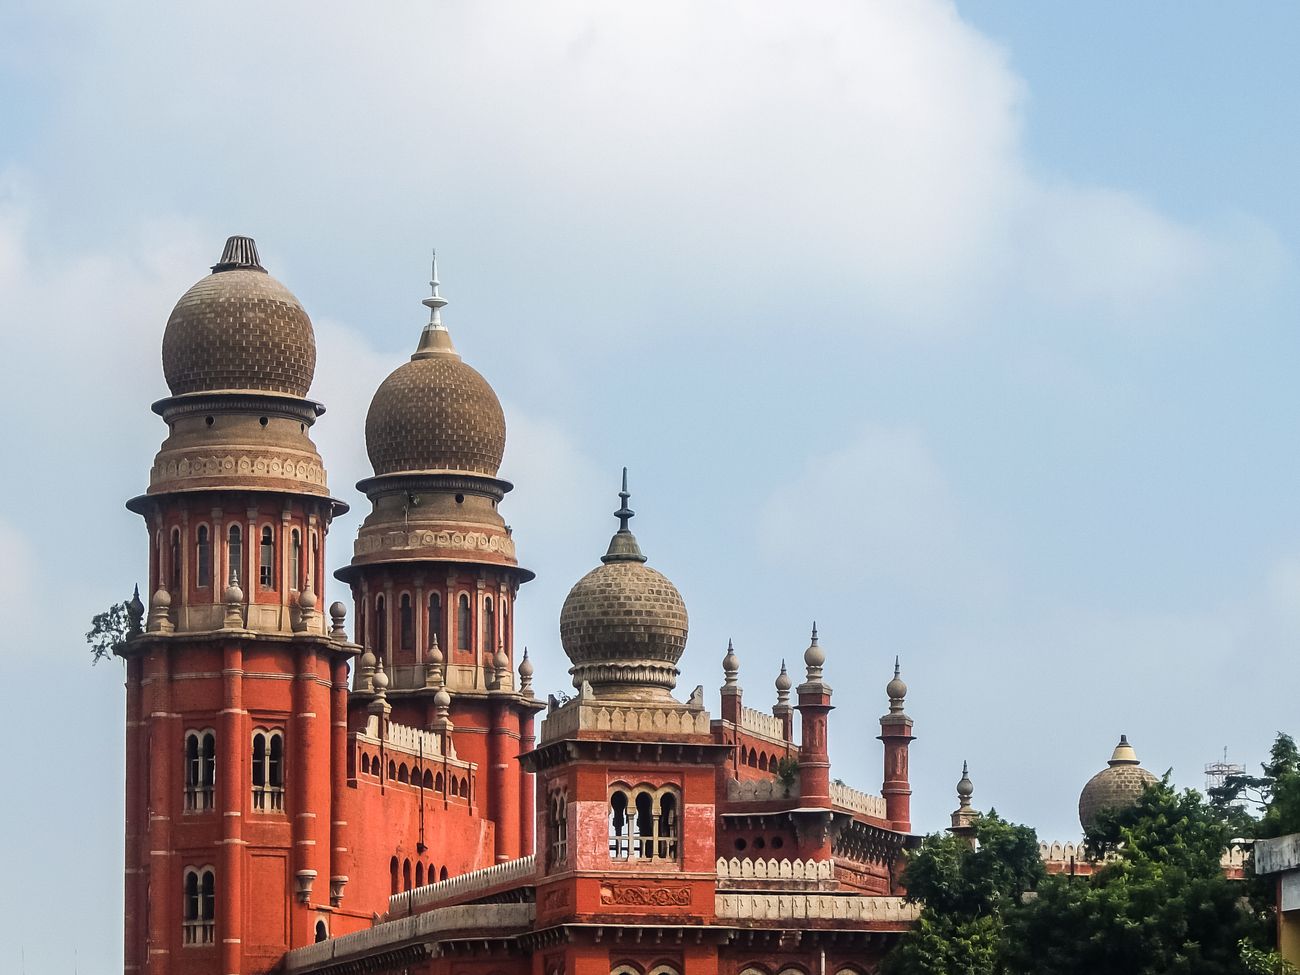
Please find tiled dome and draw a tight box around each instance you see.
[365,350,505,477]
[161,237,315,398]
[559,474,688,701]
[1078,735,1158,830]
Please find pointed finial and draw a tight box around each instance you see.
[811,622,819,643]
[803,624,826,680]
[886,657,908,713]
[722,639,740,686]
[957,760,973,806]
[414,249,459,359]
[775,659,792,706]
[602,467,647,563]
[422,249,448,326]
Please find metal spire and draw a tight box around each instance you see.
[422,250,449,328]
[414,249,459,360]
[602,467,647,564]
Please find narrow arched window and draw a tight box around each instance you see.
[196,526,211,588]
[310,532,319,593]
[399,594,414,651]
[201,732,216,810]
[457,594,471,650]
[439,866,448,882]
[183,867,215,945]
[483,597,495,658]
[398,763,409,784]
[658,792,679,859]
[609,790,630,859]
[428,593,442,649]
[184,733,200,811]
[184,730,216,812]
[170,529,182,592]
[390,856,398,896]
[415,862,424,887]
[259,526,274,589]
[375,595,387,653]
[361,753,370,775]
[435,772,444,793]
[290,529,302,591]
[635,791,655,858]
[227,525,242,586]
[252,729,284,812]
[548,789,569,869]
[402,858,412,891]
[314,920,328,943]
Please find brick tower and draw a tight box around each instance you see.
[334,258,542,910]
[119,237,355,974]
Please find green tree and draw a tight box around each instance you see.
[883,812,1044,975]
[1210,734,1300,838]
[86,601,131,664]
[1006,777,1262,975]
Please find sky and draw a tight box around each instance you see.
[3,1,1300,971]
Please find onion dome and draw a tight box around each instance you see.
[161,236,316,397]
[559,470,688,701]
[364,255,506,476]
[1078,734,1158,830]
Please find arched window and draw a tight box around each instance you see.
[483,597,495,658]
[609,790,630,858]
[290,529,302,591]
[314,920,328,943]
[457,594,471,650]
[548,789,569,869]
[402,858,411,892]
[439,866,449,881]
[399,594,414,651]
[170,529,182,592]
[422,769,434,791]
[658,792,679,859]
[397,763,409,784]
[310,532,319,593]
[182,867,215,945]
[435,772,444,792]
[196,526,211,588]
[227,525,242,586]
[609,786,679,861]
[428,592,442,649]
[251,729,284,812]
[415,862,424,887]
[361,753,370,775]
[184,730,216,812]
[259,526,275,589]
[390,856,398,896]
[758,753,769,772]
[375,595,387,653]
[388,759,396,780]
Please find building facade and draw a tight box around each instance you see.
[118,238,921,975]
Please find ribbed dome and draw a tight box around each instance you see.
[161,238,316,397]
[1078,735,1158,830]
[558,473,688,701]
[365,350,506,476]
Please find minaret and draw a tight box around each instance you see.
[337,254,541,867]
[796,625,834,812]
[774,660,794,743]
[878,658,915,832]
[950,761,977,847]
[720,638,742,723]
[119,237,356,975]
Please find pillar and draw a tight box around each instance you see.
[878,660,914,832]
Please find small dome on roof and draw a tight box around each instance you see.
[1078,734,1158,830]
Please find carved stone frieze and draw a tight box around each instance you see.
[599,883,691,907]
[354,528,516,559]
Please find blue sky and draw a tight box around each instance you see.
[3,2,1300,971]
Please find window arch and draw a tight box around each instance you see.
[184,729,216,812]
[457,594,471,650]
[170,528,182,592]
[310,531,319,593]
[435,771,444,792]
[227,525,242,586]
[399,593,414,652]
[375,595,387,653]
[196,526,212,588]
[415,862,424,887]
[182,866,215,945]
[314,920,328,943]
[290,529,302,591]
[548,788,569,869]
[428,592,442,649]
[361,753,370,775]
[388,759,396,780]
[258,526,275,589]
[439,866,448,882]
[390,856,399,896]
[397,763,409,784]
[608,785,680,861]
[422,769,434,791]
[251,729,284,812]
[402,858,412,891]
[483,597,495,658]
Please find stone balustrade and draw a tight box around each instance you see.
[715,892,919,925]
[830,782,888,819]
[382,720,445,759]
[739,706,785,741]
[282,902,534,972]
[387,855,536,918]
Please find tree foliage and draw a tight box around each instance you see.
[87,602,130,664]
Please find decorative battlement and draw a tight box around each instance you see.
[358,716,460,763]
[739,705,785,742]
[541,698,711,742]
[1038,840,1249,872]
[830,782,888,820]
[716,857,835,888]
[726,777,797,803]
[715,893,919,925]
[386,855,536,918]
[282,902,535,972]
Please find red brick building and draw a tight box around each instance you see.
[118,237,921,975]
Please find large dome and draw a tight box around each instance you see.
[365,347,506,477]
[1078,735,1158,830]
[559,474,688,701]
[161,237,316,398]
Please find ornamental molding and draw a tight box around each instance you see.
[599,882,691,907]
[152,450,326,487]
[354,528,516,559]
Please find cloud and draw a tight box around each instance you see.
[11,0,1279,336]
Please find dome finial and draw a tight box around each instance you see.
[414,249,459,359]
[211,235,265,273]
[956,760,974,806]
[602,467,647,564]
[886,657,908,713]
[722,638,740,686]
